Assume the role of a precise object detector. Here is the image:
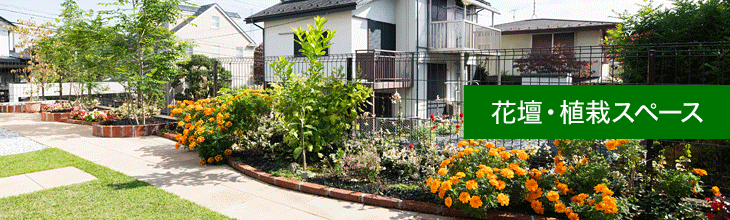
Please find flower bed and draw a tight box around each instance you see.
[93,118,174,138]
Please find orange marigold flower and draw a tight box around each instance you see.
[197,136,205,143]
[606,139,618,151]
[225,121,232,127]
[554,139,561,146]
[444,197,452,208]
[499,151,511,160]
[488,149,499,157]
[525,179,539,192]
[693,168,708,176]
[470,195,484,208]
[456,172,466,178]
[489,179,499,188]
[567,212,579,220]
[555,162,567,175]
[496,180,506,190]
[617,139,630,145]
[449,176,461,184]
[430,179,441,193]
[557,183,570,194]
[713,186,721,196]
[224,149,232,155]
[500,168,514,179]
[464,147,473,155]
[215,155,223,162]
[178,121,185,127]
[547,191,559,202]
[207,157,215,163]
[517,151,529,160]
[587,199,595,205]
[199,158,206,166]
[485,142,495,148]
[458,192,471,203]
[440,159,451,168]
[174,143,181,149]
[571,193,589,205]
[580,157,588,165]
[554,202,566,213]
[466,180,478,190]
[531,200,544,214]
[426,177,433,186]
[530,168,542,180]
[438,168,448,176]
[594,184,613,196]
[476,170,485,178]
[514,167,527,176]
[496,193,509,206]
[457,141,467,148]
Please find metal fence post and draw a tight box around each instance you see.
[645,49,656,183]
[212,60,219,97]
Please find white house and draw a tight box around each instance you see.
[246,0,501,119]
[0,15,29,103]
[171,3,258,87]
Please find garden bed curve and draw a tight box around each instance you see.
[93,119,174,138]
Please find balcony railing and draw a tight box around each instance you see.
[429,20,501,51]
[355,49,413,90]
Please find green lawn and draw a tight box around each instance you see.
[0,148,232,219]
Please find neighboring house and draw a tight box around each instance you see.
[170,3,258,87]
[494,19,616,84]
[0,16,29,103]
[246,0,501,118]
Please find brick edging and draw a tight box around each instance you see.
[92,122,173,138]
[157,132,556,220]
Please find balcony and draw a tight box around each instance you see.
[355,50,413,90]
[428,20,501,51]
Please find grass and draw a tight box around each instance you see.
[0,148,232,220]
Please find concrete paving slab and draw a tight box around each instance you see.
[268,208,329,220]
[24,166,97,189]
[217,197,292,220]
[0,175,44,198]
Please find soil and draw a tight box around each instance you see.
[101,117,174,126]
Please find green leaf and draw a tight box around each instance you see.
[293,147,302,159]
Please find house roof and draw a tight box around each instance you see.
[246,0,360,23]
[246,0,497,23]
[171,3,256,45]
[0,15,15,28]
[495,18,616,35]
[179,4,241,19]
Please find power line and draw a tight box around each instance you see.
[0,3,59,17]
[0,8,56,20]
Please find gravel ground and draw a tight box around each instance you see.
[0,127,48,156]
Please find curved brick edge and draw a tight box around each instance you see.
[156,132,556,220]
[41,112,72,122]
[92,122,173,138]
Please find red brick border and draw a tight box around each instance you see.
[153,132,556,220]
[91,122,174,138]
[41,112,72,122]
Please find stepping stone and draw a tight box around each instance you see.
[0,166,97,199]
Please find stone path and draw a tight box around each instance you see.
[0,113,455,220]
[0,127,47,156]
[0,166,97,198]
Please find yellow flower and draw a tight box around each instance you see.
[458,192,471,203]
[457,141,467,148]
[197,136,205,143]
[693,168,708,176]
[465,180,478,190]
[199,158,206,166]
[500,168,514,179]
[485,142,495,148]
[207,157,215,163]
[445,197,452,208]
[455,172,466,178]
[713,186,721,196]
[546,191,559,202]
[215,155,223,162]
[438,168,448,176]
[178,121,185,127]
[464,147,473,155]
[496,193,509,206]
[554,202,566,213]
[225,121,232,127]
[488,149,499,157]
[525,179,539,192]
[440,181,453,192]
[499,151,511,160]
[517,151,529,160]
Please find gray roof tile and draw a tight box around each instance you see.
[495,18,615,35]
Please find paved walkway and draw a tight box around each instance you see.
[0,166,97,198]
[0,113,453,220]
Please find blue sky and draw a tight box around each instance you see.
[0,0,674,44]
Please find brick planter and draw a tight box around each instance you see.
[154,132,558,219]
[1,104,51,113]
[93,121,173,138]
[41,111,72,122]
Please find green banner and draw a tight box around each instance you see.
[464,85,730,139]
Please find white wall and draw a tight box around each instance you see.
[8,82,125,103]
[0,26,9,57]
[264,10,353,57]
[173,7,254,58]
[353,0,396,24]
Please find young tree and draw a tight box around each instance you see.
[104,0,190,124]
[3,19,58,102]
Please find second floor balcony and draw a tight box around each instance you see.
[428,20,501,51]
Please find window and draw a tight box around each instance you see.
[211,45,220,58]
[294,31,328,56]
[236,47,244,57]
[211,16,220,29]
[431,0,447,21]
[368,20,396,51]
[532,33,575,51]
[186,47,193,55]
